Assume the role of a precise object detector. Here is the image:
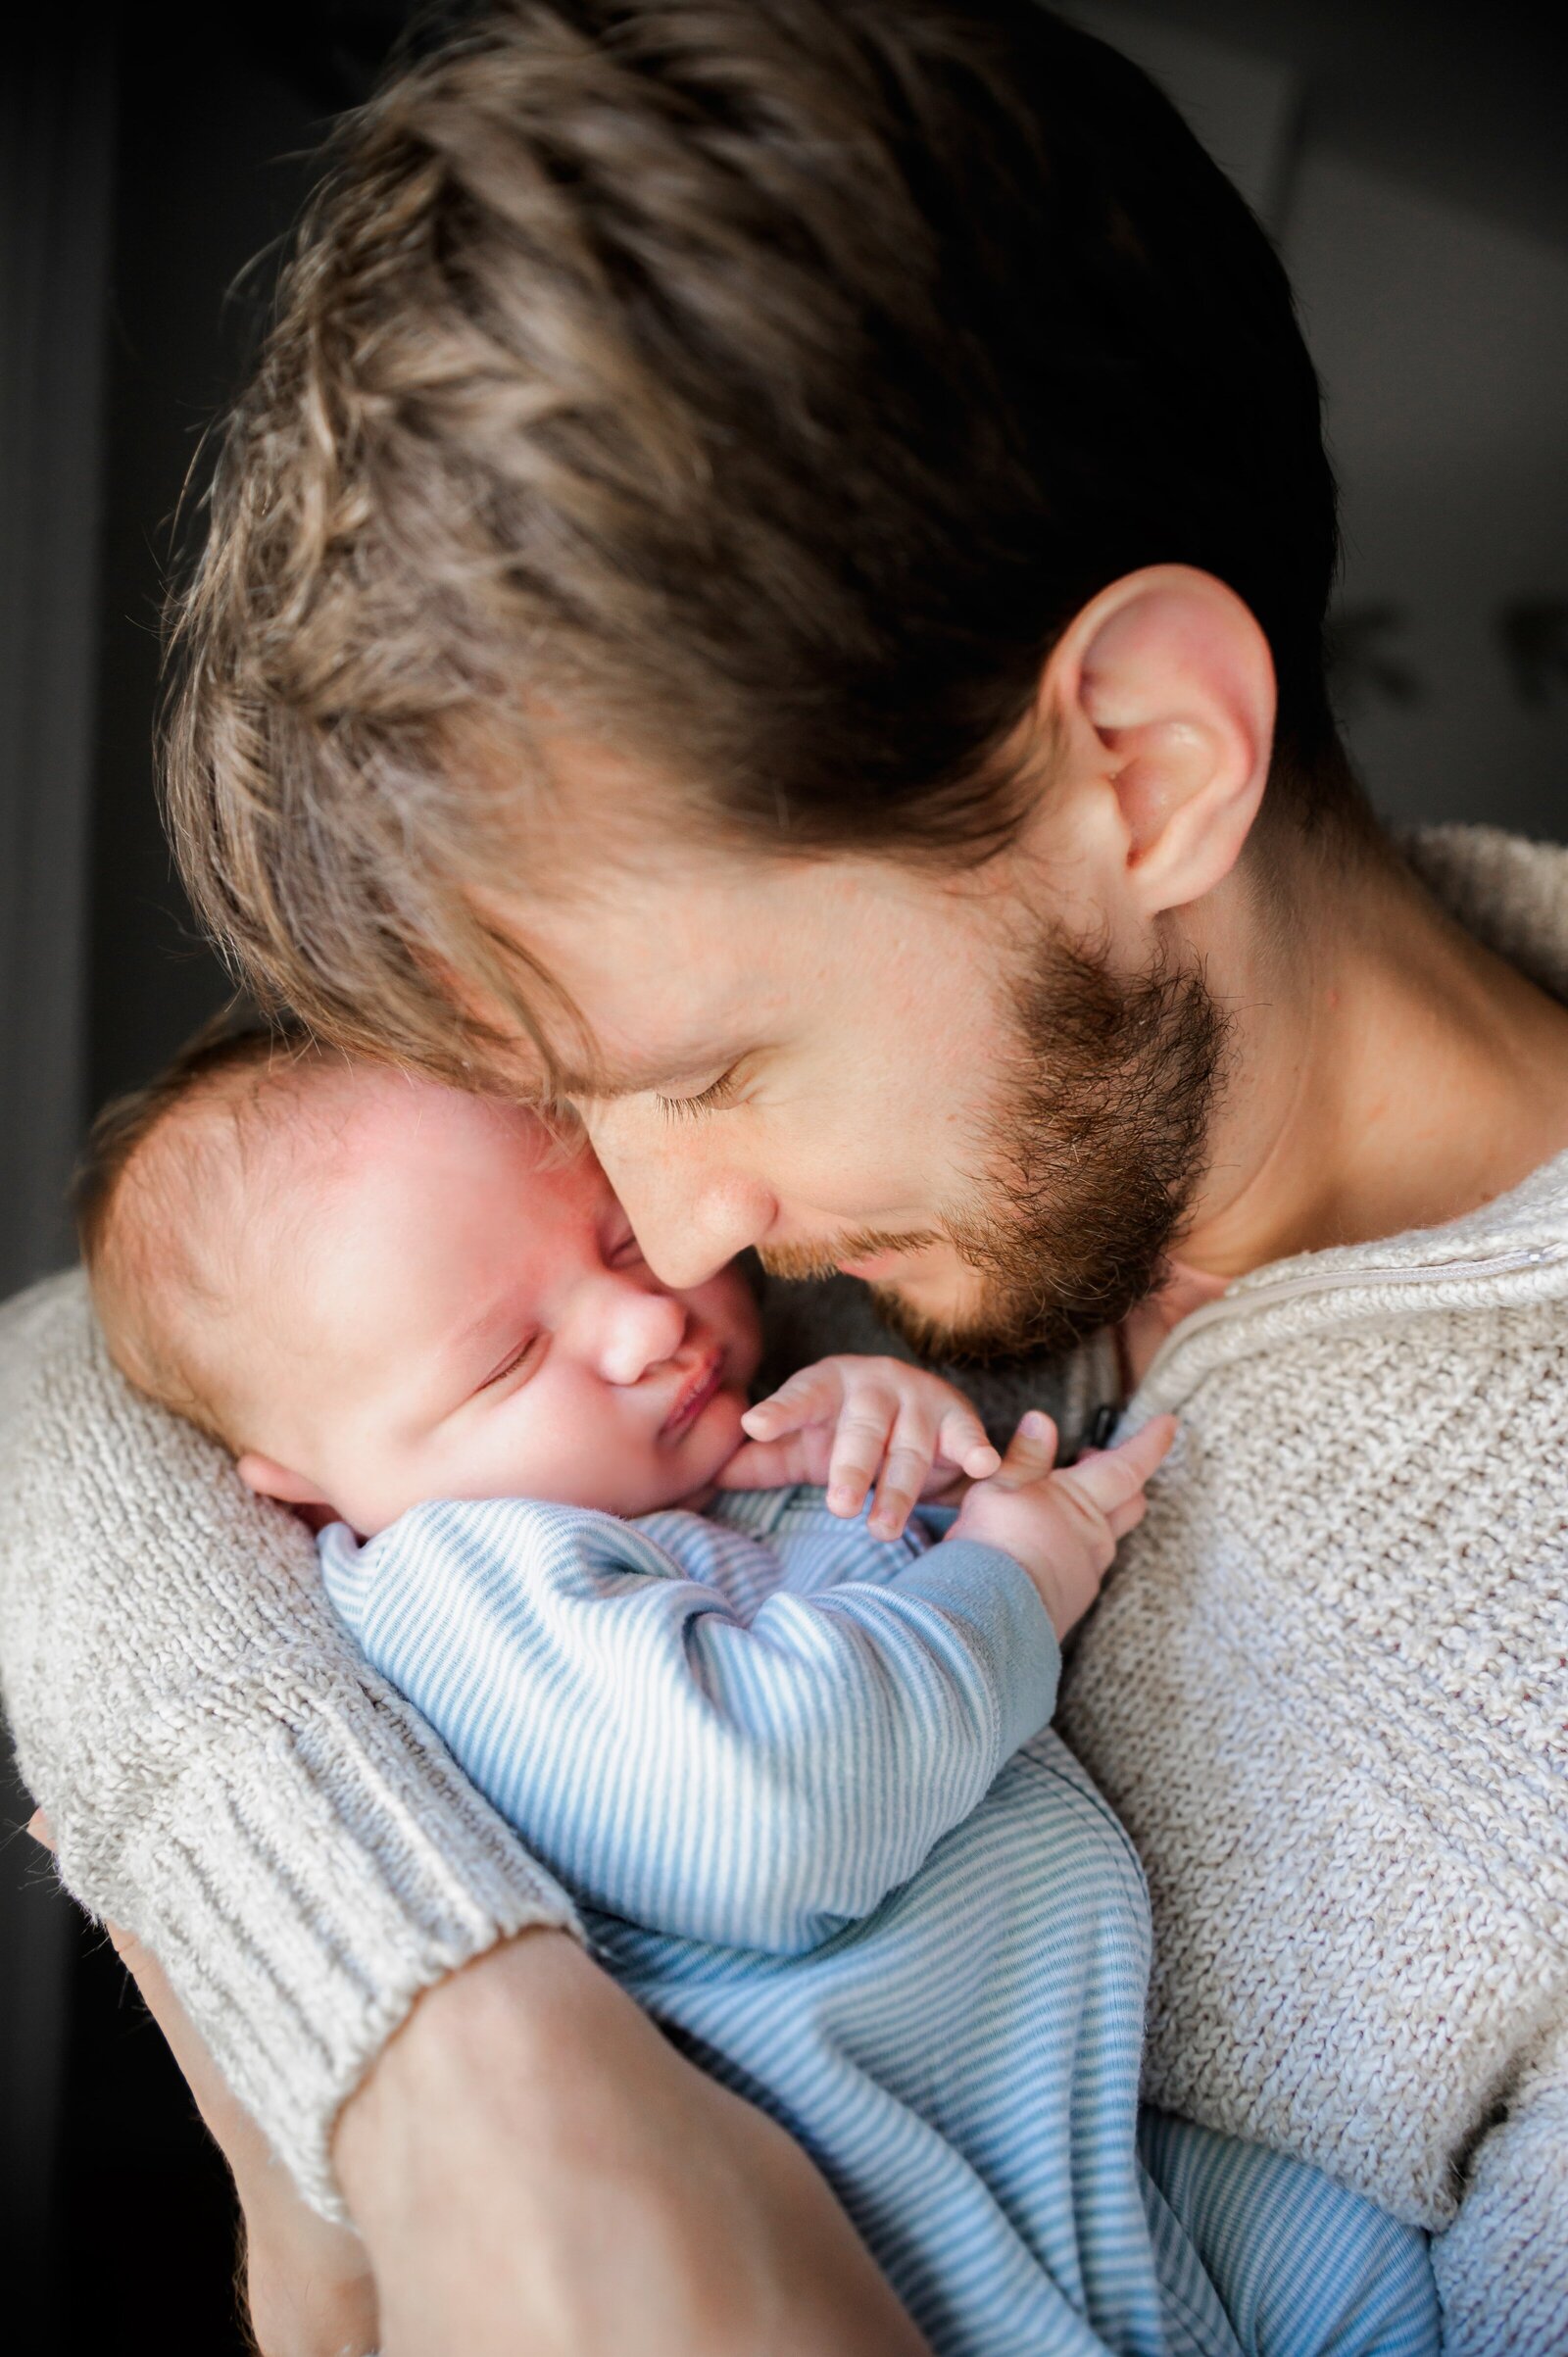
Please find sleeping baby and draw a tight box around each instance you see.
[78,1023,1439,2357]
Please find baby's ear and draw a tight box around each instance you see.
[235,1449,330,1512]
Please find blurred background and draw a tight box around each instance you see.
[2,0,1565,2343]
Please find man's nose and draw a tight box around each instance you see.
[588,1127,774,1291]
[596,1282,689,1387]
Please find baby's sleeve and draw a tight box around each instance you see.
[322,1498,1058,1953]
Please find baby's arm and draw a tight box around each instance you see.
[322,1493,1060,1955]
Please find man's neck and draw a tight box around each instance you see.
[1177,832,1568,1282]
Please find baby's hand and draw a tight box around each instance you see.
[713,1354,1001,1538]
[951,1411,1177,1639]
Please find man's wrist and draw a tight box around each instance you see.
[330,1927,930,2357]
[333,1927,586,2228]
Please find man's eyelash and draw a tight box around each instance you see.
[656,1065,743,1124]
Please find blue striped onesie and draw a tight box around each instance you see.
[320,1485,1437,2357]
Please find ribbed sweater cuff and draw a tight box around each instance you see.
[64,1683,581,2218]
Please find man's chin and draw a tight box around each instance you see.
[862,1267,1127,1369]
[862,1274,1027,1366]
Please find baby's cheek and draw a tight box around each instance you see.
[716,1287,765,1386]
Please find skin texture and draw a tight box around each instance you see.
[124,564,1568,2354]
[470,569,1568,1322]
[227,1083,762,1535]
[169,1067,1013,1540]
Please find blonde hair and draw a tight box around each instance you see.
[77,1014,334,1441]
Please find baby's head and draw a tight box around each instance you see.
[78,1026,760,1534]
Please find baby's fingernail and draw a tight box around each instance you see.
[828,1485,857,1511]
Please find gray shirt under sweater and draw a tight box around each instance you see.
[2,824,1565,2354]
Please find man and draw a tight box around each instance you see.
[3,4,1565,2351]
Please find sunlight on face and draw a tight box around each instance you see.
[239,1072,760,1533]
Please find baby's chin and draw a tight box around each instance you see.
[644,1383,749,1514]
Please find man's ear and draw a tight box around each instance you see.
[1045,565,1276,915]
[235,1449,331,1512]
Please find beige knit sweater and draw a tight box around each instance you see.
[2,825,1565,2351]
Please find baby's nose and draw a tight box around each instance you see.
[599,1286,688,1386]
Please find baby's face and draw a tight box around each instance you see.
[235,1072,760,1535]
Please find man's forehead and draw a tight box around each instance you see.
[472,870,806,1097]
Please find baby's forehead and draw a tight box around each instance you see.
[141,1060,584,1341]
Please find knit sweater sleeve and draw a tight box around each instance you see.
[1432,2016,1568,2357]
[0,1273,582,2217]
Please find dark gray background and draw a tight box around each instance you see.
[2,2,1565,2345]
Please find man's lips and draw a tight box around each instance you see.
[661,1347,724,1440]
[836,1250,908,1281]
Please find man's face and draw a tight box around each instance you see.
[478,758,1226,1360]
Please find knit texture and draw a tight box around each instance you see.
[1053,830,1568,2356]
[750,827,1568,2356]
[0,1281,581,2213]
[1,825,1565,2338]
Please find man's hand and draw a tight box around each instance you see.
[31,1820,926,2357]
[28,1814,376,2357]
[953,1411,1177,1638]
[335,1930,931,2357]
[714,1354,1000,1537]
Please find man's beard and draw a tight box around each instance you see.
[762,927,1230,1364]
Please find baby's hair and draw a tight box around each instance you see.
[76,1007,333,1441]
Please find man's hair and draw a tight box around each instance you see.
[76,1013,327,1438]
[166,0,1360,1080]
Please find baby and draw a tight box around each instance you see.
[81,1025,1438,2357]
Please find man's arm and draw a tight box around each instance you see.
[328,1496,1058,1951]
[336,1930,932,2357]
[0,1275,579,2211]
[81,1891,929,2357]
[1431,2017,1568,2357]
[3,1278,929,2352]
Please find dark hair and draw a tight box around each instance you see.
[167,0,1355,1079]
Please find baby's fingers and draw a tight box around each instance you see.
[936,1401,1001,1483]
[989,1411,1059,1489]
[741,1362,841,1439]
[1105,1491,1150,1542]
[1062,1414,1177,1517]
[826,1393,899,1517]
[868,1410,942,1540]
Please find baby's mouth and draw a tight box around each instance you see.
[661,1347,724,1441]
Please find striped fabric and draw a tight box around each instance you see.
[320,1486,1436,2357]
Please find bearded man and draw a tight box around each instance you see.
[4,5,1566,2354]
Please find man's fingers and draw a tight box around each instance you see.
[936,1404,1001,1482]
[987,1411,1059,1489]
